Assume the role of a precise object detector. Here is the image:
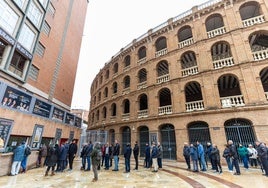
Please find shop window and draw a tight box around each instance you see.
[8,51,27,77]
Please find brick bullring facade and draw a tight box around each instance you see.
[88,0,268,161]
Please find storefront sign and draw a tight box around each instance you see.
[16,42,33,60]
[0,28,15,45]
[32,99,52,118]
[1,86,32,112]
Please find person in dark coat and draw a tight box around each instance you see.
[183,142,191,170]
[222,144,233,171]
[206,142,215,170]
[45,144,58,176]
[124,143,132,173]
[133,141,139,170]
[228,140,241,175]
[68,139,77,170]
[145,143,150,168]
[90,142,101,182]
[190,143,199,172]
[255,141,268,177]
[157,142,163,169]
[85,141,93,171]
[80,143,88,170]
[112,140,120,171]
[151,142,159,172]
[210,144,222,174]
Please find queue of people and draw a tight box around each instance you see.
[183,139,268,177]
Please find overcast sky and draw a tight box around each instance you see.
[71,0,209,110]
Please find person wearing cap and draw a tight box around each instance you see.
[10,141,25,176]
[247,144,258,168]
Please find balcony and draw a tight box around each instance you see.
[155,48,168,58]
[111,93,117,99]
[207,27,226,38]
[110,116,116,122]
[182,66,198,77]
[158,105,172,115]
[242,15,265,27]
[252,49,268,61]
[122,113,130,121]
[137,81,147,90]
[137,57,146,65]
[123,66,131,72]
[213,57,234,69]
[179,38,194,48]
[186,100,204,112]
[138,109,148,118]
[157,74,170,84]
[220,95,245,108]
[122,88,130,95]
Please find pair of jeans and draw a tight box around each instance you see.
[225,157,233,171]
[21,156,28,171]
[241,156,249,169]
[113,155,119,170]
[125,158,130,172]
[86,156,91,170]
[199,154,207,170]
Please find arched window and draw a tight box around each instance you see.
[159,88,172,107]
[123,75,130,89]
[102,107,107,119]
[112,82,118,94]
[155,37,167,51]
[157,60,169,77]
[111,103,117,116]
[188,121,211,146]
[138,68,147,83]
[139,94,148,110]
[124,55,131,67]
[123,99,130,114]
[138,46,146,60]
[113,63,118,74]
[104,87,108,98]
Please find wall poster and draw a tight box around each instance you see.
[0,118,13,152]
[30,124,44,149]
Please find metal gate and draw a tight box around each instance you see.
[139,126,149,157]
[160,124,177,160]
[85,130,107,145]
[122,127,131,154]
[188,122,211,146]
[224,119,255,146]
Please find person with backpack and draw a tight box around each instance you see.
[90,142,102,182]
[21,143,31,173]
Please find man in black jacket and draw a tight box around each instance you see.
[124,143,132,173]
[112,140,120,171]
[133,141,139,170]
[228,140,241,175]
[68,139,77,171]
[255,140,268,177]
[183,142,191,170]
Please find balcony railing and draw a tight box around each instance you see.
[157,74,170,84]
[207,27,226,38]
[265,92,268,100]
[137,81,147,90]
[110,116,116,122]
[213,57,234,69]
[155,48,168,58]
[252,49,268,61]
[186,100,204,112]
[123,65,131,72]
[137,57,146,65]
[122,113,130,121]
[111,93,117,99]
[158,105,172,115]
[221,95,245,108]
[138,109,148,118]
[242,15,265,27]
[122,88,130,95]
[179,38,194,48]
[182,66,198,77]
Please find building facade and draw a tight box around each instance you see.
[0,0,88,159]
[88,0,268,161]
